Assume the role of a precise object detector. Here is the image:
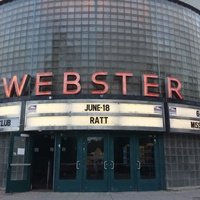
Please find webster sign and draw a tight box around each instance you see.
[2,71,183,99]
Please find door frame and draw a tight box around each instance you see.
[54,131,109,192]
[109,132,137,191]
[6,132,32,193]
[54,132,82,192]
[81,132,109,192]
[31,133,55,190]
[136,133,165,191]
[54,131,165,192]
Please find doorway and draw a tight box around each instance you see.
[6,132,164,193]
[54,132,164,192]
[31,134,55,190]
[6,133,32,193]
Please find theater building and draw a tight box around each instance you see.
[0,0,200,193]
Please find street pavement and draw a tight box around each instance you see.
[0,189,200,200]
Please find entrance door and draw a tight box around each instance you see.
[136,135,163,191]
[109,136,135,191]
[54,134,82,191]
[6,133,32,193]
[82,135,108,191]
[55,134,135,192]
[54,133,108,192]
[54,133,164,192]
[31,134,55,190]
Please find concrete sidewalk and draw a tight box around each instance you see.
[0,189,200,200]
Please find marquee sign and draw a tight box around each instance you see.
[0,102,21,132]
[168,103,200,133]
[24,100,165,131]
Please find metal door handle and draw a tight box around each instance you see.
[137,161,141,170]
[104,161,108,170]
[10,163,31,167]
[76,161,80,170]
[110,161,114,170]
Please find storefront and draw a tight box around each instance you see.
[1,0,200,193]
[5,98,165,192]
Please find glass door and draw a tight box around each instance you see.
[110,136,136,191]
[136,135,162,191]
[55,133,109,192]
[54,134,82,192]
[82,135,108,192]
[54,133,164,192]
[6,133,32,193]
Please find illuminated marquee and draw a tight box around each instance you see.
[0,102,21,132]
[24,99,165,131]
[2,72,183,99]
[169,103,200,133]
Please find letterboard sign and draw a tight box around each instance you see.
[25,99,165,131]
[0,102,21,132]
[168,103,200,133]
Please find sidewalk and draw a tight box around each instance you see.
[0,189,200,200]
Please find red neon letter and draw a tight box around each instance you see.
[35,72,53,96]
[143,74,159,97]
[166,77,183,99]
[115,72,133,95]
[63,72,81,95]
[3,74,30,97]
[91,72,108,94]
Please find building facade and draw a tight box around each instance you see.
[0,0,200,192]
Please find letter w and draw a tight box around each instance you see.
[3,74,30,97]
